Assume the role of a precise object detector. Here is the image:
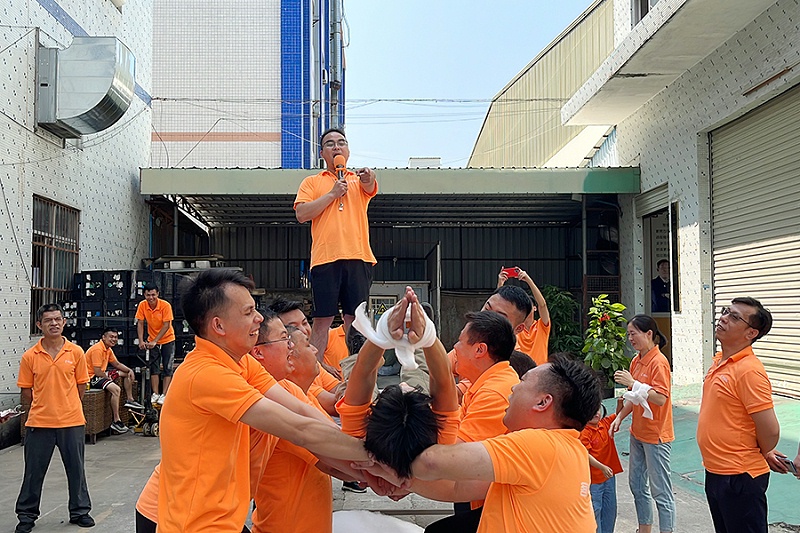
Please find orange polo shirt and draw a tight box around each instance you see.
[323,325,349,372]
[481,428,595,533]
[458,361,519,509]
[252,380,332,533]
[294,169,378,269]
[157,339,276,533]
[628,346,674,444]
[580,414,623,485]
[515,319,551,366]
[697,347,774,477]
[85,341,117,375]
[136,464,160,523]
[458,362,519,443]
[313,366,341,393]
[336,397,460,446]
[135,298,175,344]
[18,338,88,428]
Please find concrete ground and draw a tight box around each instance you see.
[0,384,798,532]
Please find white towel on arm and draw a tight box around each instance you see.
[351,301,437,370]
[623,380,654,419]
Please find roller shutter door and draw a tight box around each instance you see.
[710,85,800,398]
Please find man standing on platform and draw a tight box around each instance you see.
[294,128,377,376]
[135,283,176,405]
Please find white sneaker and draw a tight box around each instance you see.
[157,394,166,405]
[151,393,159,404]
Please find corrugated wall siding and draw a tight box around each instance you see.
[210,225,582,291]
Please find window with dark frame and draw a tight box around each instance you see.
[632,0,659,25]
[30,196,80,333]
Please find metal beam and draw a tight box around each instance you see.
[140,167,640,195]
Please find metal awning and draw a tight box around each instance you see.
[140,167,640,227]
[562,0,777,126]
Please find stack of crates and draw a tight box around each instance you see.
[63,270,195,370]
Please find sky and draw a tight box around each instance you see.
[342,0,595,169]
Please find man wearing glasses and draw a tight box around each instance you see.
[697,297,780,533]
[294,128,377,373]
[15,304,94,532]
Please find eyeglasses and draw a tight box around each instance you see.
[720,307,758,329]
[256,335,294,347]
[322,139,348,149]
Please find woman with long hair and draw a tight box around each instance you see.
[610,314,675,533]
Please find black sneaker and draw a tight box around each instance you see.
[69,514,95,528]
[15,521,34,533]
[110,421,127,434]
[341,481,367,493]
[124,400,144,410]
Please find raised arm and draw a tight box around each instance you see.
[517,268,550,326]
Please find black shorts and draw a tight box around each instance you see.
[310,259,373,317]
[89,376,113,390]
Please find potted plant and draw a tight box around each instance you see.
[540,285,582,356]
[582,294,630,396]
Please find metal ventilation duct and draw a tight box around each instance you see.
[37,36,136,139]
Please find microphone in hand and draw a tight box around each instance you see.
[334,155,347,181]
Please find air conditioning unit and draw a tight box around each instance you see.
[37,36,136,139]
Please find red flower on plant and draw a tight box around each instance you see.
[599,314,610,322]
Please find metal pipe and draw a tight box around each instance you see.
[581,195,588,277]
[329,0,343,128]
[173,204,179,255]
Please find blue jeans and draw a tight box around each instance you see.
[629,434,675,532]
[590,476,617,533]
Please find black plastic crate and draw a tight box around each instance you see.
[172,319,193,336]
[78,301,104,319]
[104,299,126,318]
[63,326,79,343]
[176,336,196,359]
[78,328,104,346]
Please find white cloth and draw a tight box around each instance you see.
[623,380,654,420]
[334,510,423,533]
[351,301,436,370]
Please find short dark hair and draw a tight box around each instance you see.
[101,327,118,336]
[268,297,304,317]
[464,311,516,363]
[364,385,442,478]
[143,282,159,293]
[346,327,366,355]
[509,350,536,378]
[257,309,280,345]
[36,303,63,322]
[421,302,434,321]
[320,127,346,146]
[539,354,601,431]
[628,314,668,350]
[181,270,256,337]
[491,285,533,320]
[731,297,773,342]
[656,259,669,268]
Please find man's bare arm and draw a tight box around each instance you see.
[412,442,495,482]
[263,383,336,427]
[343,340,385,407]
[240,397,368,462]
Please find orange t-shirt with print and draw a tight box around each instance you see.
[515,319,551,366]
[18,338,88,428]
[480,428,595,533]
[252,380,333,533]
[157,340,276,533]
[294,169,378,269]
[580,414,623,485]
[697,347,774,477]
[135,298,175,344]
[323,325,349,372]
[628,346,674,444]
[85,341,117,375]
